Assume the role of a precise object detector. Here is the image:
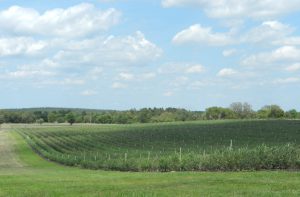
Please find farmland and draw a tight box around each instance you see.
[1,120,300,196]
[15,120,300,171]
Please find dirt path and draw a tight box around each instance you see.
[0,125,23,168]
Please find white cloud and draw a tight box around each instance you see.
[173,21,297,47]
[80,90,98,96]
[117,72,157,81]
[41,58,59,68]
[50,31,162,67]
[217,68,238,77]
[0,37,47,56]
[162,0,300,20]
[118,72,134,80]
[170,76,189,87]
[62,78,85,85]
[285,63,300,72]
[112,82,127,89]
[7,69,55,79]
[0,3,121,37]
[272,36,300,46]
[43,78,85,86]
[242,46,300,66]
[273,77,300,84]
[140,72,156,80]
[173,24,233,46]
[163,91,173,97]
[188,80,207,89]
[222,49,236,57]
[242,21,293,43]
[88,67,103,80]
[158,62,206,75]
[185,64,205,73]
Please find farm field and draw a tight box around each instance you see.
[0,120,300,196]
[15,120,300,171]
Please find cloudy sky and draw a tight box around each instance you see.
[1,0,300,110]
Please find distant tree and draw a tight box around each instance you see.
[257,109,269,119]
[138,108,151,123]
[205,107,235,120]
[230,102,254,119]
[0,114,4,128]
[66,113,76,125]
[36,118,44,125]
[113,113,129,124]
[151,112,176,122]
[258,105,285,119]
[206,107,221,120]
[48,112,57,123]
[268,105,285,118]
[33,111,48,122]
[57,117,65,123]
[230,102,243,118]
[96,114,113,124]
[21,112,35,123]
[82,113,94,123]
[285,109,298,119]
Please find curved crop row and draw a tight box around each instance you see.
[17,120,300,171]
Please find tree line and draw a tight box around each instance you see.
[0,103,299,125]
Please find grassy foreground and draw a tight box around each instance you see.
[0,125,299,196]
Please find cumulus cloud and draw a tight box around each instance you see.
[44,78,85,86]
[0,3,121,37]
[0,37,47,56]
[140,72,156,80]
[273,77,300,84]
[173,24,233,46]
[158,62,206,74]
[162,0,300,20]
[185,64,205,73]
[222,49,236,57]
[174,21,296,47]
[188,80,215,89]
[242,21,293,44]
[272,36,300,46]
[80,90,98,96]
[118,72,134,80]
[117,72,157,82]
[285,63,300,72]
[242,46,300,66]
[112,82,127,89]
[217,68,238,77]
[163,91,174,97]
[50,31,162,68]
[88,67,103,80]
[7,69,55,79]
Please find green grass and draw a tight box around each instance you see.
[15,120,300,171]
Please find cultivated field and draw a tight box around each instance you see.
[15,120,300,171]
[1,120,300,196]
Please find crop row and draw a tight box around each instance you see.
[16,120,300,171]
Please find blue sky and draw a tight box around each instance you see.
[1,0,300,110]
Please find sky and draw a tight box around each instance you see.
[1,0,300,111]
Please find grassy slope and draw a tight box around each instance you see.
[0,125,299,196]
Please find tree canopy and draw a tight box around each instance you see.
[0,104,298,124]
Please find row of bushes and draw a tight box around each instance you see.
[24,137,300,172]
